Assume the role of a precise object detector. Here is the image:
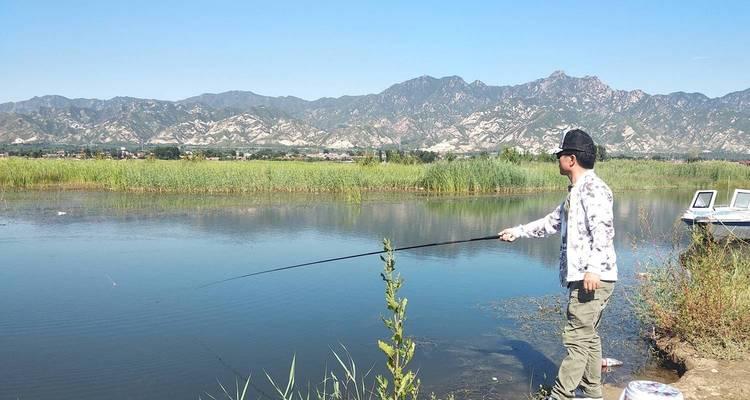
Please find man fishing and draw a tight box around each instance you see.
[498,129,617,400]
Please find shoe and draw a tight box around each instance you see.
[574,387,603,399]
[539,392,602,400]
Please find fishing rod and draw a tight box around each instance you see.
[198,234,501,288]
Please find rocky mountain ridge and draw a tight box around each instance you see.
[1,71,749,154]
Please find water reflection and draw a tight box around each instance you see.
[1,190,684,264]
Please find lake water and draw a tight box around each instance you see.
[0,190,691,399]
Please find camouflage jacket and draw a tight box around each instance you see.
[510,170,618,286]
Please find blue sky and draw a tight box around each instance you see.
[1,0,748,102]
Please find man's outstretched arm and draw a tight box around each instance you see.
[498,203,563,242]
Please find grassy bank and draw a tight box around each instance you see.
[640,232,750,359]
[2,157,750,194]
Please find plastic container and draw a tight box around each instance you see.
[602,357,624,367]
[618,380,683,400]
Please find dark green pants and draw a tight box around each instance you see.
[550,280,615,400]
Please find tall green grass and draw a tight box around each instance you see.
[2,157,750,194]
[0,158,421,193]
[596,159,750,190]
[639,231,750,359]
[421,158,563,192]
[423,158,750,192]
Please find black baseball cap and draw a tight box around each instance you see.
[550,129,596,156]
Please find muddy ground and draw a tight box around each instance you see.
[601,336,750,400]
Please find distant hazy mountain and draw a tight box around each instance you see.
[2,71,749,154]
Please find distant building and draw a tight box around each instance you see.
[739,160,750,167]
[116,147,138,159]
[306,152,352,161]
[43,150,66,158]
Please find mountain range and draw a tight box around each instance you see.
[1,71,749,154]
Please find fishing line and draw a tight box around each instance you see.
[195,338,275,399]
[197,234,500,289]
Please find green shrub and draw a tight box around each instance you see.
[376,239,420,400]
[639,230,750,359]
[153,146,181,160]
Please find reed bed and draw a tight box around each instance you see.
[596,159,750,190]
[0,158,421,193]
[421,158,563,192]
[2,157,750,194]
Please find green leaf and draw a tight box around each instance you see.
[378,340,396,358]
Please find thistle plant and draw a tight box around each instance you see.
[376,239,420,400]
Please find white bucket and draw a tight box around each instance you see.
[618,380,683,400]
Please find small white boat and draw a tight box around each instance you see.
[681,189,750,229]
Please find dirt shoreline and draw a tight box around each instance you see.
[601,336,750,399]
